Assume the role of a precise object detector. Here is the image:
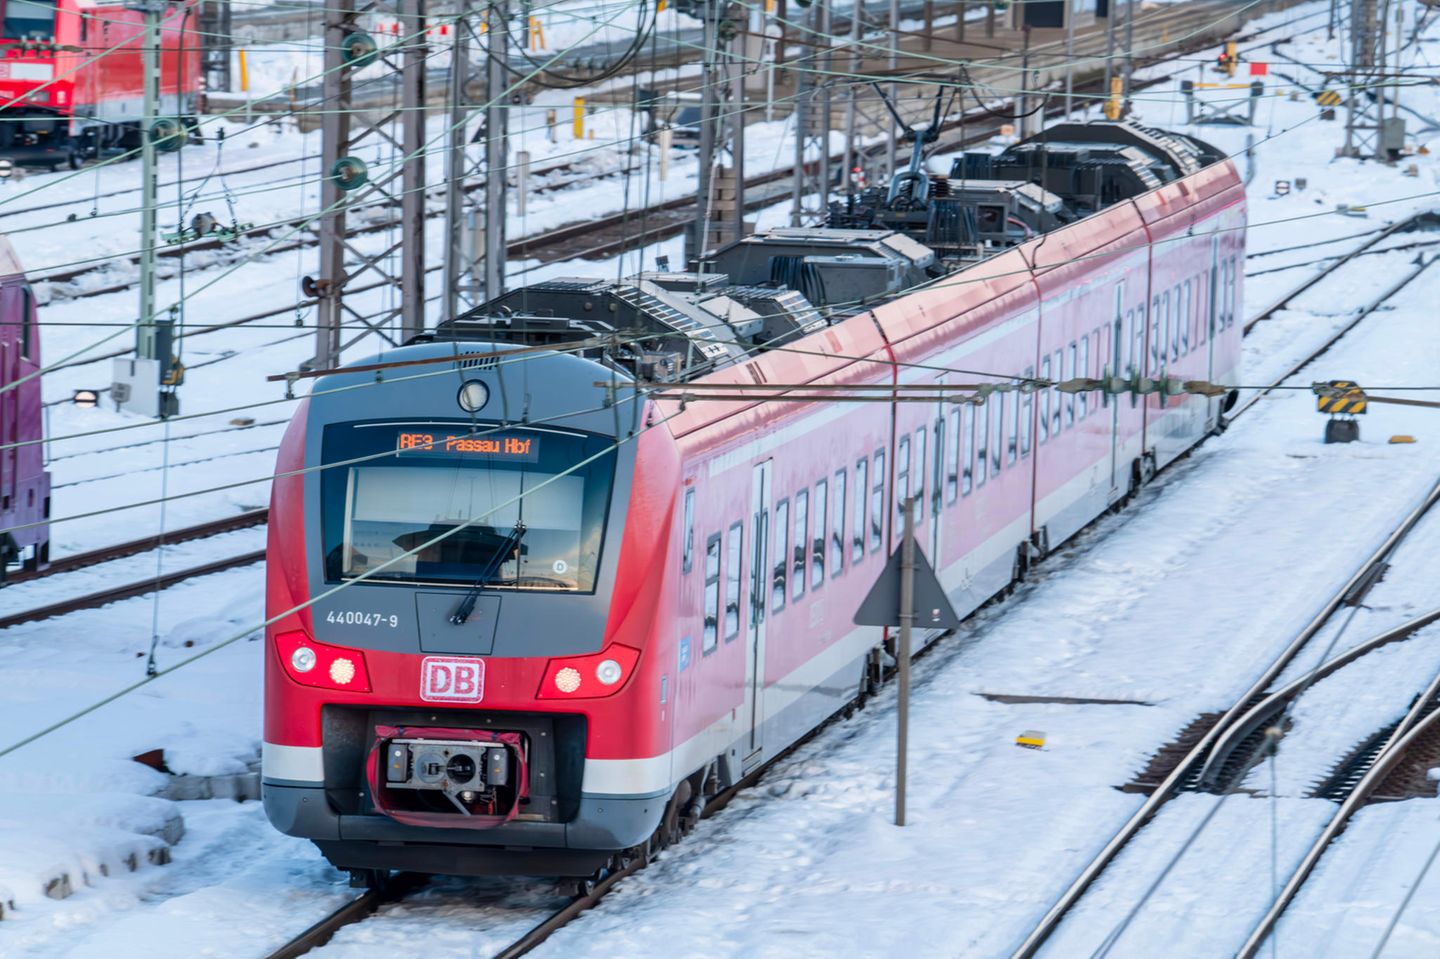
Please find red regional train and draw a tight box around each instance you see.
[0,0,200,168]
[0,234,48,578]
[263,121,1245,884]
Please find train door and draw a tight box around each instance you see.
[744,459,772,765]
[1109,284,1124,495]
[930,393,944,563]
[1206,236,1220,426]
[0,336,10,511]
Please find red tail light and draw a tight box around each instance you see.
[536,645,640,699]
[274,629,372,693]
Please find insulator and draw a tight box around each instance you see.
[149,118,184,152]
[340,32,379,69]
[329,156,369,192]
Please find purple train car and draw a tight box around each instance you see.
[0,237,48,580]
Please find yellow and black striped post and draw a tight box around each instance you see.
[1315,380,1366,443]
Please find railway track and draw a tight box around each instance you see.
[1011,255,1440,957]
[34,0,1320,313]
[0,509,268,630]
[260,713,791,959]
[3,508,267,588]
[1233,675,1440,955]
[1243,213,1440,335]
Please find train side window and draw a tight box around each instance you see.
[1039,355,1051,444]
[1052,349,1063,435]
[1077,337,1090,419]
[1005,389,1018,463]
[1182,280,1192,355]
[1020,366,1034,457]
[811,479,827,589]
[975,400,988,486]
[1171,286,1182,361]
[1149,298,1160,372]
[962,404,975,494]
[792,490,808,600]
[896,434,911,529]
[703,534,721,654]
[1129,308,1142,377]
[852,457,868,562]
[1160,291,1171,367]
[19,286,33,360]
[1200,272,1209,342]
[681,488,695,573]
[771,498,789,612]
[1064,343,1076,426]
[1228,256,1239,327]
[991,393,1003,475]
[870,450,886,552]
[831,468,846,577]
[914,426,926,520]
[724,522,743,641]
[945,408,961,503]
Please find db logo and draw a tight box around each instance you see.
[420,656,485,703]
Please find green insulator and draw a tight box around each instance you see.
[341,31,379,69]
[150,118,185,152]
[329,156,369,191]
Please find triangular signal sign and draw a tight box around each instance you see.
[853,542,961,629]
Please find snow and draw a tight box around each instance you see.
[7,0,1440,954]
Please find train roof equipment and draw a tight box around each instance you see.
[437,120,1224,384]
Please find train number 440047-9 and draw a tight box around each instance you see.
[325,610,400,628]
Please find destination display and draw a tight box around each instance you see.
[396,431,541,463]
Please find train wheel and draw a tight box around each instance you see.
[66,149,81,170]
[657,779,694,849]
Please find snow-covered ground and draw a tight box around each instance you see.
[7,1,1440,956]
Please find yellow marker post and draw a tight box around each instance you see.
[237,48,248,92]
[1016,730,1046,750]
[573,97,585,139]
[1104,76,1123,121]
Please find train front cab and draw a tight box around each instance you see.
[262,346,687,878]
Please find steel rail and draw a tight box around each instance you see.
[0,549,266,629]
[1010,293,1440,958]
[1242,214,1434,335]
[1226,250,1440,423]
[3,509,267,587]
[1198,607,1440,789]
[263,874,428,959]
[1237,676,1440,957]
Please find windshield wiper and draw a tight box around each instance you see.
[449,521,526,625]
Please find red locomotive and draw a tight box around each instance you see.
[0,0,201,168]
[0,234,48,578]
[262,121,1245,885]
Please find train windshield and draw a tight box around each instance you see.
[2,0,56,39]
[321,422,616,592]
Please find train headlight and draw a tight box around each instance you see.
[274,630,372,692]
[329,657,357,685]
[537,645,640,699]
[595,659,623,686]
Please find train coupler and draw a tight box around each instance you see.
[366,725,529,827]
